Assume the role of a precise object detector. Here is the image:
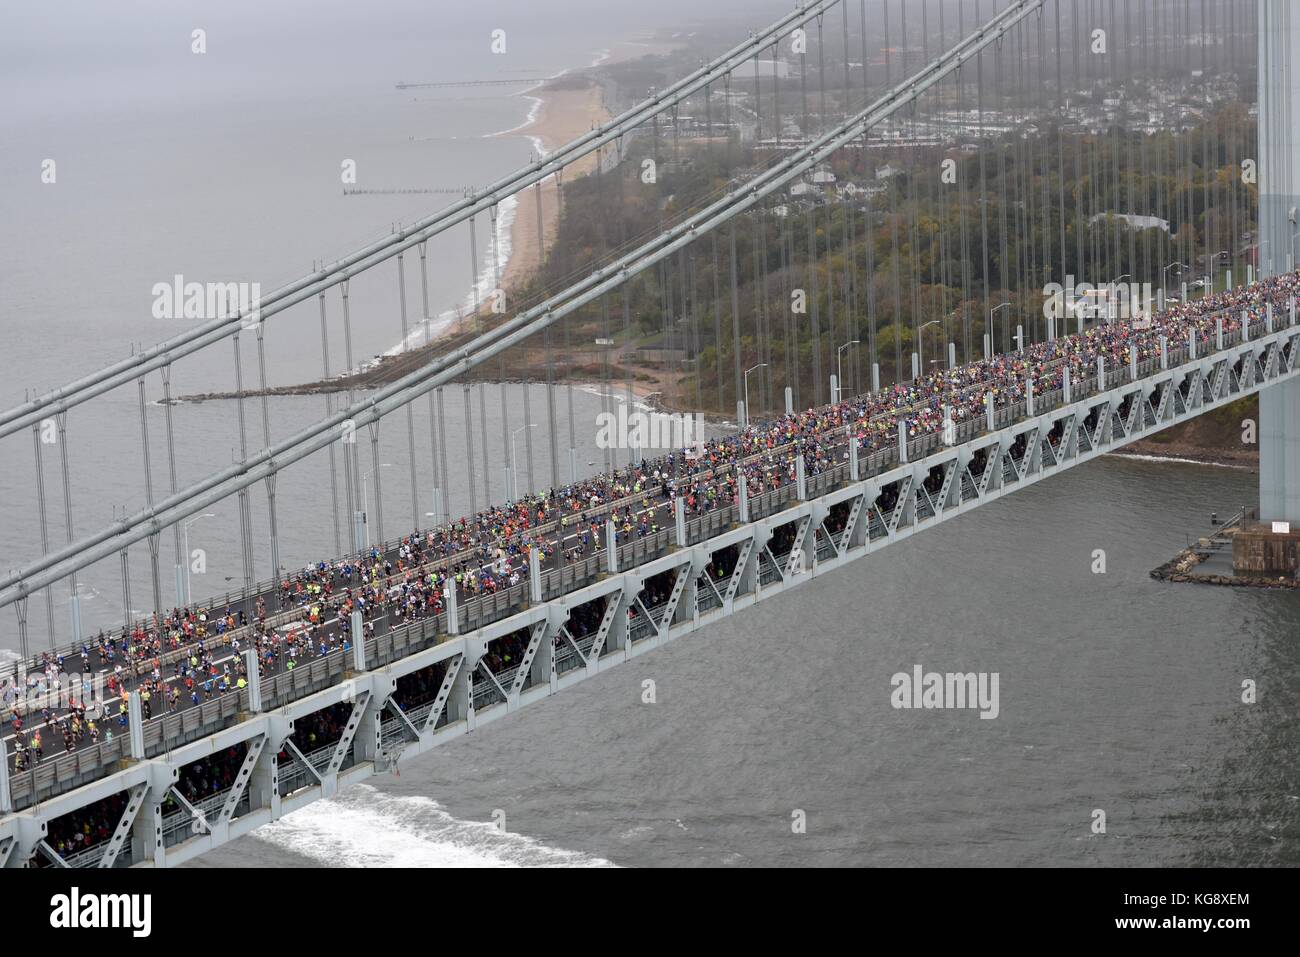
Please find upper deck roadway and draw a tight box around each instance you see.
[3,270,1300,868]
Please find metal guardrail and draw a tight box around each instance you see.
[5,308,1294,813]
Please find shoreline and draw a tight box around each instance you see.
[495,79,611,297]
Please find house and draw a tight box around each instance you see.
[1088,212,1171,233]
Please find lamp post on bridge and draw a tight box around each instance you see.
[180,512,216,607]
[918,320,940,372]
[742,363,766,428]
[835,340,859,403]
[509,423,537,502]
[989,302,1011,355]
[361,463,392,550]
[1108,274,1130,324]
[1161,261,1188,309]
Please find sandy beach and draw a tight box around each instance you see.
[498,34,683,294]
[498,80,610,294]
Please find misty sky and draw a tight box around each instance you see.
[0,0,791,123]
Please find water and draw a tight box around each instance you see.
[0,0,714,647]
[190,456,1299,867]
[3,0,1297,868]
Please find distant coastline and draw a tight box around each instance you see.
[178,38,686,406]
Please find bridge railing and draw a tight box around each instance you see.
[6,302,1296,812]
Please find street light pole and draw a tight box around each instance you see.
[743,363,767,427]
[918,320,939,370]
[509,423,537,502]
[989,302,1011,353]
[1108,274,1130,324]
[361,463,392,550]
[835,340,859,403]
[180,513,216,607]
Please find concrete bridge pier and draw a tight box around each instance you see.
[249,715,293,824]
[1259,0,1300,522]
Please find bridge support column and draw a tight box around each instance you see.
[351,609,366,671]
[529,547,542,602]
[737,472,749,522]
[0,740,10,814]
[911,352,919,380]
[249,715,291,819]
[1097,355,1106,392]
[530,621,555,684]
[983,333,990,361]
[1160,337,1168,370]
[948,342,957,368]
[898,418,908,464]
[606,518,618,573]
[1063,368,1071,404]
[795,452,807,499]
[244,649,262,713]
[1243,310,1251,342]
[604,578,636,657]
[133,765,177,867]
[849,433,859,480]
[353,510,366,554]
[675,559,700,629]
[871,364,880,394]
[1255,0,1300,522]
[675,496,687,545]
[785,386,794,415]
[444,580,460,636]
[128,691,144,760]
[447,657,472,727]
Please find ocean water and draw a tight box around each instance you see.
[4,0,1298,868]
[0,0,759,869]
[192,455,1299,868]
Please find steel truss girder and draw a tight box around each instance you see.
[13,327,1300,866]
[0,0,1049,610]
[0,1,847,445]
[509,621,551,698]
[384,697,424,743]
[99,781,149,868]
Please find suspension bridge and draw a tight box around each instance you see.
[2,0,1296,868]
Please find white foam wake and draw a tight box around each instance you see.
[251,783,615,868]
[382,190,520,358]
[1106,452,1247,470]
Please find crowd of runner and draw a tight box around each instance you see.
[6,271,1299,775]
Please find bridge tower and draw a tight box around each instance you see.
[1258,1,1300,521]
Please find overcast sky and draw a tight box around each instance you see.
[1,0,791,122]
